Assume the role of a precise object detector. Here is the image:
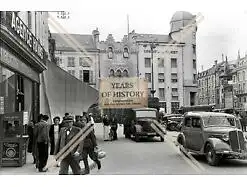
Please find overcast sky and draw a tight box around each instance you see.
[25,0,247,71]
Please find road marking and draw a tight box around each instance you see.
[165,133,205,173]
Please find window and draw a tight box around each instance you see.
[233,76,236,83]
[184,117,192,127]
[243,71,245,81]
[172,88,178,92]
[171,58,177,68]
[158,73,165,82]
[192,118,201,128]
[27,11,32,30]
[123,70,129,77]
[243,83,246,92]
[108,47,113,59]
[68,70,75,76]
[109,69,115,77]
[159,88,165,98]
[171,102,179,113]
[67,57,75,67]
[192,44,196,54]
[170,51,178,54]
[83,70,89,83]
[193,74,197,83]
[158,58,164,67]
[145,73,151,82]
[123,47,129,58]
[148,88,151,96]
[145,58,151,68]
[79,57,91,67]
[193,59,196,69]
[116,70,122,77]
[79,70,83,81]
[171,73,178,83]
[172,96,179,100]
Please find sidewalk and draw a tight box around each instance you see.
[0,123,108,175]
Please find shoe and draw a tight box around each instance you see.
[39,168,48,172]
[97,160,101,170]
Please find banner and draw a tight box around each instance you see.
[99,77,148,108]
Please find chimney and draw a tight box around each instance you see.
[222,54,224,62]
[201,65,204,71]
[92,28,100,43]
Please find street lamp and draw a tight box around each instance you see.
[143,42,158,98]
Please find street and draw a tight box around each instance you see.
[1,124,247,175]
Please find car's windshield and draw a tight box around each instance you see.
[136,110,156,118]
[202,116,237,127]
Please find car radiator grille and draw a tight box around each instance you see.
[229,130,246,152]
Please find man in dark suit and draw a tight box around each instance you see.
[36,114,50,172]
[55,115,83,175]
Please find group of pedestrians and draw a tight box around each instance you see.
[27,112,101,175]
[102,115,118,141]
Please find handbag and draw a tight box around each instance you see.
[94,147,106,159]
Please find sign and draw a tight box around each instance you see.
[0,47,40,82]
[2,142,19,161]
[99,77,148,108]
[7,12,44,60]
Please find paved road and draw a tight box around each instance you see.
[1,124,247,175]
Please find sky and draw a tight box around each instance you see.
[6,0,247,71]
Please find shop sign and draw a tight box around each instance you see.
[0,47,40,82]
[7,12,44,60]
[2,142,19,161]
[99,77,148,108]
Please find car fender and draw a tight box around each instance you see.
[204,138,231,153]
[134,125,142,133]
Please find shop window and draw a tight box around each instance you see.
[16,75,24,112]
[171,102,180,113]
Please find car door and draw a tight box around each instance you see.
[182,117,193,149]
[190,117,204,151]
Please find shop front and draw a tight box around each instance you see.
[0,11,47,166]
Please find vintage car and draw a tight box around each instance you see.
[177,112,247,166]
[124,108,166,142]
[164,114,183,131]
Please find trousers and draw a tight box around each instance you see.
[59,154,81,175]
[37,142,49,170]
[82,147,100,173]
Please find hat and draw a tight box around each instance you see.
[88,113,92,116]
[63,115,74,123]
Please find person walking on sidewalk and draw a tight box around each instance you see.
[102,114,110,141]
[27,120,35,163]
[55,115,83,175]
[110,116,118,140]
[36,114,50,172]
[33,114,43,168]
[81,126,101,175]
[49,116,61,155]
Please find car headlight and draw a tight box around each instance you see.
[222,134,229,142]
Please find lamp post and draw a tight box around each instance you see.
[143,42,157,98]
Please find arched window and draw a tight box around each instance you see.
[123,70,129,77]
[109,69,115,77]
[108,47,113,59]
[123,47,129,58]
[116,69,122,77]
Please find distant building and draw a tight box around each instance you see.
[52,11,198,114]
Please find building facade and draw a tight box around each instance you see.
[0,11,48,122]
[52,11,198,114]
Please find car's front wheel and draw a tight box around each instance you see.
[205,144,220,166]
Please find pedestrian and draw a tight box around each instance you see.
[60,113,70,130]
[36,114,50,172]
[49,116,61,155]
[88,113,95,125]
[110,116,118,140]
[102,115,110,141]
[27,120,35,163]
[74,115,84,129]
[54,115,83,175]
[235,111,243,130]
[81,125,101,175]
[33,114,43,168]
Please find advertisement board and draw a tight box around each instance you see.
[99,77,148,109]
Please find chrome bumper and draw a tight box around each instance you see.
[216,150,247,159]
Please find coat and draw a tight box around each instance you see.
[54,126,83,156]
[83,130,97,149]
[36,120,50,143]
